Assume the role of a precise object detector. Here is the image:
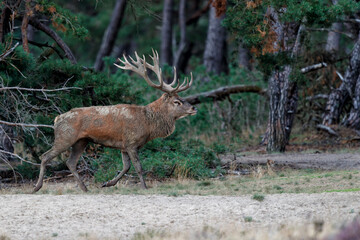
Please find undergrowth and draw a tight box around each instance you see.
[92,133,225,183]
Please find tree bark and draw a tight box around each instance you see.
[322,83,348,125]
[238,44,251,70]
[0,124,14,162]
[21,0,31,53]
[0,7,11,43]
[203,4,228,75]
[174,0,187,72]
[323,33,360,126]
[325,0,341,58]
[266,8,301,152]
[267,66,292,152]
[94,0,127,71]
[160,0,173,67]
[325,22,342,55]
[346,75,360,128]
[29,17,77,64]
[344,35,360,128]
[284,82,298,142]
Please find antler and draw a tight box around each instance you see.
[114,49,193,94]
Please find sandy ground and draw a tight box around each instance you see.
[0,192,360,239]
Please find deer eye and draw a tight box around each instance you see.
[174,100,182,106]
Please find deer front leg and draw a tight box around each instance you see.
[128,149,147,189]
[102,152,131,188]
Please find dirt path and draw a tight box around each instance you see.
[1,192,359,239]
[220,152,360,170]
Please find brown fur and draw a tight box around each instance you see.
[33,93,196,192]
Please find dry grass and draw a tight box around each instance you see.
[1,168,359,196]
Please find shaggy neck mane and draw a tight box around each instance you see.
[145,99,176,139]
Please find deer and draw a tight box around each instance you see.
[33,50,197,193]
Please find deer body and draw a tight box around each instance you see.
[54,94,188,150]
[33,51,196,192]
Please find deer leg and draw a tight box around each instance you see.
[33,147,65,193]
[66,139,88,192]
[128,150,147,189]
[102,152,131,187]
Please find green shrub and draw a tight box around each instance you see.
[252,193,265,202]
[92,132,224,182]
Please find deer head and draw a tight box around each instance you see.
[114,50,197,120]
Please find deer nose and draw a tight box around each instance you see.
[192,106,197,112]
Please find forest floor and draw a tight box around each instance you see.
[1,151,360,240]
[1,127,360,239]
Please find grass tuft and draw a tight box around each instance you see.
[252,193,265,202]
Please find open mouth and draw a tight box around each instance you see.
[188,110,197,116]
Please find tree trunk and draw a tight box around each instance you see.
[0,7,11,43]
[94,0,127,71]
[325,22,342,55]
[238,44,251,70]
[325,0,341,58]
[160,0,173,67]
[322,83,348,125]
[21,0,31,53]
[323,33,360,126]
[0,124,14,162]
[174,0,190,73]
[266,8,301,152]
[267,66,292,152]
[346,75,360,128]
[203,4,228,75]
[285,82,298,142]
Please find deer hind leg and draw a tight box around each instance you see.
[128,150,147,189]
[102,152,131,188]
[33,146,66,193]
[66,139,88,192]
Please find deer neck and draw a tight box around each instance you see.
[145,101,176,139]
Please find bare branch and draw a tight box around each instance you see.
[29,17,77,64]
[301,62,328,74]
[0,86,82,92]
[316,124,339,136]
[0,120,54,129]
[184,85,266,105]
[0,42,19,61]
[336,71,344,81]
[306,94,329,101]
[13,37,64,59]
[343,19,360,24]
[292,24,305,57]
[0,149,40,166]
[306,27,354,39]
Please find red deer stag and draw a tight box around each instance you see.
[33,50,197,192]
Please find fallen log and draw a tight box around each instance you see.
[184,85,266,105]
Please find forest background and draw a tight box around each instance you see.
[1,0,360,183]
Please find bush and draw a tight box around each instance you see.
[92,132,224,182]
